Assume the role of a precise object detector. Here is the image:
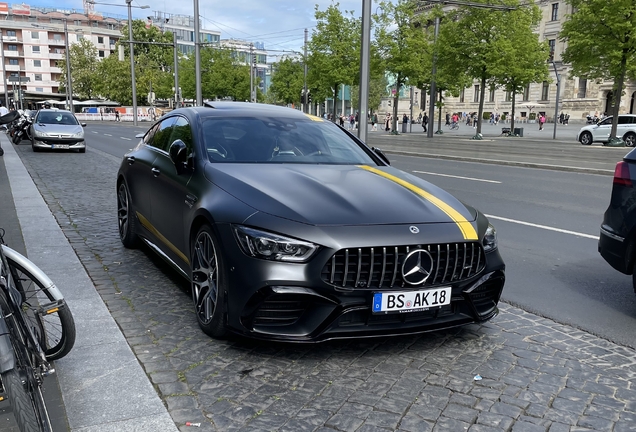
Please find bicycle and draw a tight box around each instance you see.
[0,228,76,431]
[447,122,459,131]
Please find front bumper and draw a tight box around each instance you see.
[33,137,85,150]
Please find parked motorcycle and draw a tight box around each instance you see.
[586,114,600,125]
[11,110,34,145]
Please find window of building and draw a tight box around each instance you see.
[53,34,62,41]
[489,87,495,102]
[459,88,465,103]
[97,36,104,44]
[98,50,104,58]
[541,81,550,101]
[109,38,116,46]
[77,34,83,41]
[578,78,587,98]
[474,85,480,103]
[34,60,41,67]
[74,20,82,26]
[551,3,559,21]
[9,72,18,78]
[92,22,99,27]
[107,23,116,30]
[520,111,527,118]
[50,19,62,24]
[36,87,43,92]
[523,84,530,101]
[34,74,42,81]
[31,31,39,39]
[7,45,17,51]
[8,59,18,65]
[6,30,16,37]
[505,91,511,102]
[32,46,40,53]
[548,39,556,61]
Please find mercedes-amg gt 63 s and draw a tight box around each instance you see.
[117,102,505,341]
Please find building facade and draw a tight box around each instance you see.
[0,4,123,105]
[415,1,636,124]
[147,12,220,56]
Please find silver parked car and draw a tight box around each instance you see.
[31,109,86,153]
[577,114,636,146]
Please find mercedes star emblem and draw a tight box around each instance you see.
[401,249,434,285]
[409,226,419,234]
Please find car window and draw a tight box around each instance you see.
[201,117,377,165]
[599,117,613,126]
[150,117,176,152]
[169,116,193,154]
[143,123,159,146]
[36,111,78,125]
[618,116,633,125]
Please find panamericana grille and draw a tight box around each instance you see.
[321,243,485,290]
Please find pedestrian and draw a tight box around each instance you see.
[472,113,478,129]
[494,113,500,125]
[422,113,428,133]
[539,114,545,130]
[564,113,570,125]
[115,110,120,122]
[349,114,355,130]
[445,113,450,126]
[355,112,359,130]
[489,112,494,125]
[371,113,378,131]
[385,113,391,131]
[559,112,564,124]
[418,113,422,124]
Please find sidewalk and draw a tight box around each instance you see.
[0,136,177,432]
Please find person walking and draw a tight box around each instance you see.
[539,114,545,131]
[385,113,391,132]
[422,113,428,133]
[115,110,120,122]
[445,113,450,126]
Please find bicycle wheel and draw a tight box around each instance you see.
[6,258,76,361]
[1,368,40,432]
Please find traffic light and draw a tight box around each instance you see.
[252,55,257,65]
[301,94,305,104]
[307,92,312,103]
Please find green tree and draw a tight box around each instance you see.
[59,38,99,99]
[268,57,305,105]
[350,75,390,116]
[437,1,523,135]
[96,20,175,105]
[560,0,636,142]
[374,0,429,132]
[307,2,360,121]
[490,3,549,133]
[179,47,253,101]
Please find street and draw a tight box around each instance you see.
[3,122,636,431]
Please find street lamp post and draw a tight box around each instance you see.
[194,0,202,105]
[125,0,138,125]
[551,61,560,140]
[357,0,372,143]
[0,31,8,108]
[63,20,74,114]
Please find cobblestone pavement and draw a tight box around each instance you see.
[13,144,636,432]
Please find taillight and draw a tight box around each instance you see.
[613,161,633,187]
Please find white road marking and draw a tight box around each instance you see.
[120,137,131,140]
[413,170,501,184]
[485,214,599,240]
[104,133,112,136]
[91,131,98,134]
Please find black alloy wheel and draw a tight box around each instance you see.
[191,226,227,338]
[624,133,636,147]
[579,131,593,145]
[117,182,139,248]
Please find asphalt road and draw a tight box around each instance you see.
[76,121,636,349]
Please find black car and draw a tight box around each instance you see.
[599,148,636,290]
[117,102,505,341]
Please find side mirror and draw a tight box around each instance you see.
[81,123,87,127]
[169,139,188,173]
[372,147,390,166]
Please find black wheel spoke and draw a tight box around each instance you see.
[192,231,218,326]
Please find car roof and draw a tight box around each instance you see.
[171,102,313,121]
[37,108,72,114]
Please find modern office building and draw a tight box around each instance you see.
[220,39,268,95]
[0,4,124,106]
[147,11,220,56]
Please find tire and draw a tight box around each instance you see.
[191,225,228,338]
[0,147,3,156]
[624,132,636,148]
[580,131,593,145]
[31,144,40,152]
[6,257,76,361]
[78,148,86,153]
[1,369,40,432]
[13,133,21,145]
[117,181,140,248]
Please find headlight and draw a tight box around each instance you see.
[233,225,319,262]
[34,129,48,137]
[482,223,497,252]
[71,131,84,138]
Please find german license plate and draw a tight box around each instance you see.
[372,287,451,314]
[52,144,69,149]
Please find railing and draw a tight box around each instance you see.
[49,53,64,59]
[48,39,66,46]
[4,50,24,57]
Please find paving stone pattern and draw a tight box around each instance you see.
[14,146,636,432]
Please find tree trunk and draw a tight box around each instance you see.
[333,82,339,123]
[610,52,628,139]
[437,89,443,132]
[510,90,516,133]
[477,75,486,134]
[392,74,401,133]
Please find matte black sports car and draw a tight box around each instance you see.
[117,102,505,341]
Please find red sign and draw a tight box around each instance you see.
[11,3,30,15]
[0,3,9,14]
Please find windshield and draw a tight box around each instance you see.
[36,111,78,126]
[201,117,377,165]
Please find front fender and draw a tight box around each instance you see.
[0,317,15,373]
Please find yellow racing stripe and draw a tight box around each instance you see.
[358,165,478,240]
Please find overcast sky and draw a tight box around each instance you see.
[27,0,369,55]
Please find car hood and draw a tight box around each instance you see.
[33,123,83,136]
[205,163,478,229]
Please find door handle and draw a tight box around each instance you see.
[127,156,135,165]
[151,167,160,177]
